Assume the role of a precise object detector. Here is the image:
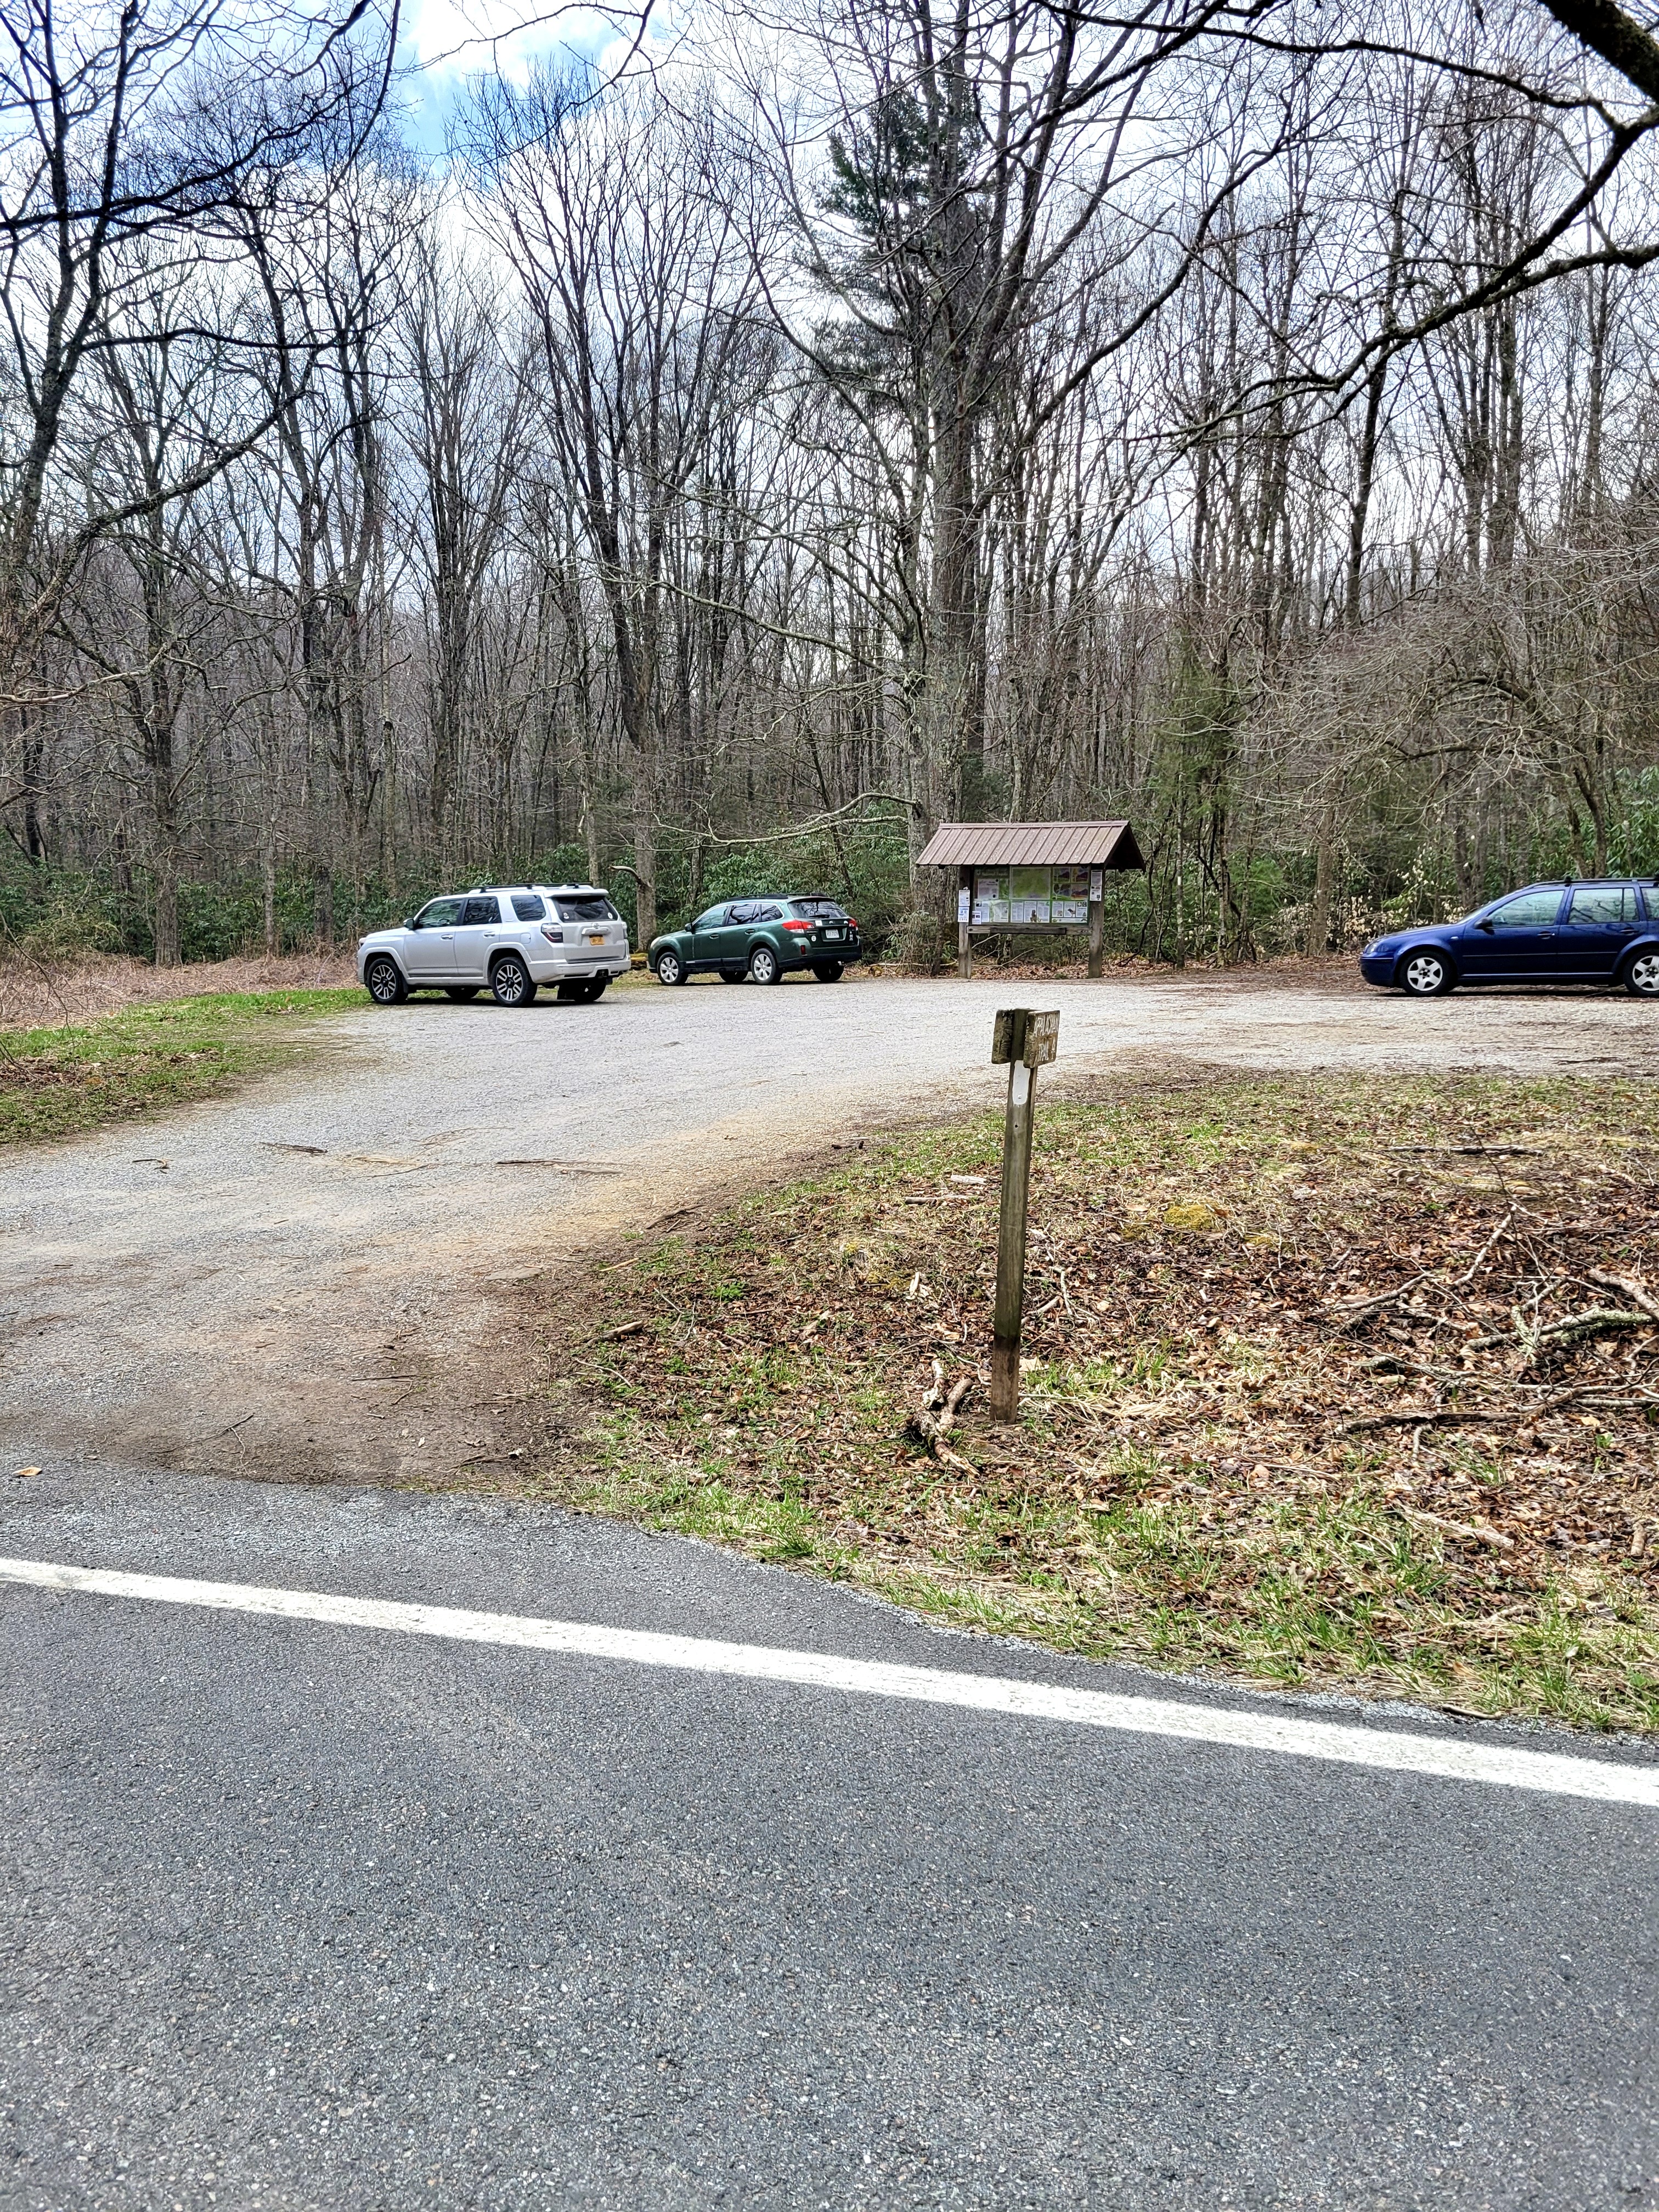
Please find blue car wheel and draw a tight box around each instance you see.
[1624,949,1659,998]
[1398,949,1453,996]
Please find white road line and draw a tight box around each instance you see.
[2,1553,1655,1807]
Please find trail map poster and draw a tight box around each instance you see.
[1009,865,1051,924]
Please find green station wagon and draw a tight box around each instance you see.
[649,896,862,985]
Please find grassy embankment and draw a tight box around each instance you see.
[0,989,360,1147]
[518,1073,1659,1731]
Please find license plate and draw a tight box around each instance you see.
[587,933,606,945]
[825,928,842,940]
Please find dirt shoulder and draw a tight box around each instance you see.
[503,1069,1659,1733]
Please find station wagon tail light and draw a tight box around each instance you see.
[783,919,813,932]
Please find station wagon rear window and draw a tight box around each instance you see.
[554,895,619,923]
[1568,884,1638,925]
[789,899,847,919]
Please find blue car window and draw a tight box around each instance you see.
[1488,890,1563,929]
[1568,885,1635,925]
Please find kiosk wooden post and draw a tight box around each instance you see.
[990,1007,1059,1423]
[958,868,972,979]
[1087,866,1105,978]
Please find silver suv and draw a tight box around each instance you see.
[356,885,631,1008]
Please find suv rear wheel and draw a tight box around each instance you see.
[490,952,537,1006]
[364,954,408,1005]
[748,944,782,985]
[1623,949,1659,998]
[1398,949,1453,997]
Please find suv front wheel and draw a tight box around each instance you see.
[748,944,782,985]
[364,953,408,1005]
[490,952,538,1006]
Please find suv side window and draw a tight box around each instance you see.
[412,898,464,929]
[462,896,500,925]
[692,907,726,931]
[1568,885,1637,925]
[727,901,759,924]
[754,904,782,921]
[1488,889,1564,929]
[511,893,546,922]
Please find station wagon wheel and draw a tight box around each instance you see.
[443,986,479,1002]
[655,948,685,986]
[810,961,844,983]
[748,944,782,985]
[720,970,744,983]
[1398,949,1452,997]
[364,954,407,1005]
[489,953,537,1006]
[1624,949,1659,998]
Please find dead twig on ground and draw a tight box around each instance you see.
[1468,1307,1652,1353]
[1589,1268,1659,1326]
[1323,1271,1427,1326]
[1398,1505,1516,1551]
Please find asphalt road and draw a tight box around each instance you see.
[3,974,1657,2209]
[3,970,1656,1485]
[3,1456,1657,2212]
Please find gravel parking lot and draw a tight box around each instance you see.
[2,969,1654,1486]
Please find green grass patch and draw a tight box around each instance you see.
[0,988,359,1147]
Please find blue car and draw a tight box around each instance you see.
[1359,879,1659,997]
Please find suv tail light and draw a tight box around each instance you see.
[539,923,561,943]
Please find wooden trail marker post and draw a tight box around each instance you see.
[990,1007,1059,1423]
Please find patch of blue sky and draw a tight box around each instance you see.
[393,0,681,156]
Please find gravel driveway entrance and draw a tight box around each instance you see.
[2,974,1653,1485]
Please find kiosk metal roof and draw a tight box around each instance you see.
[916,820,1144,870]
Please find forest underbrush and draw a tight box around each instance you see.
[520,1072,1659,1733]
[0,949,358,1030]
